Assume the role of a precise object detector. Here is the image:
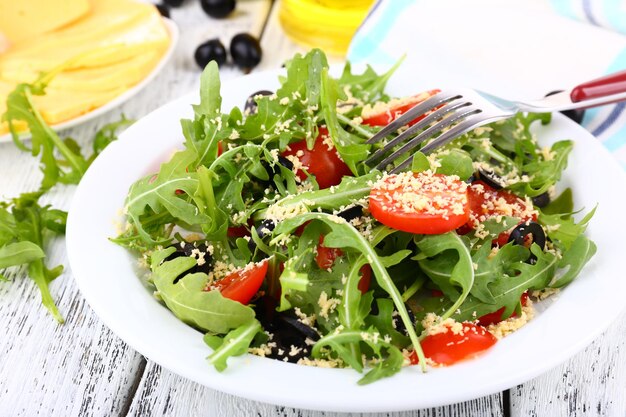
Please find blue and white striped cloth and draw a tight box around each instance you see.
[348,0,626,170]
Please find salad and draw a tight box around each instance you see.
[114,49,596,384]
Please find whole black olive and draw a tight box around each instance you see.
[194,39,227,69]
[155,3,170,18]
[230,33,262,71]
[244,90,273,114]
[200,0,236,18]
[508,221,546,264]
[545,90,585,124]
[532,192,551,208]
[162,0,184,6]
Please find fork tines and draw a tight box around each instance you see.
[364,91,482,173]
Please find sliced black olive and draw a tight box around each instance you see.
[253,297,315,363]
[475,168,506,190]
[263,155,294,178]
[162,0,184,7]
[244,90,273,114]
[200,0,236,18]
[248,219,276,252]
[163,241,213,281]
[336,205,363,222]
[532,192,551,208]
[545,90,585,124]
[230,33,262,71]
[194,39,227,69]
[392,307,417,337]
[507,221,546,264]
[155,3,170,18]
[278,313,320,341]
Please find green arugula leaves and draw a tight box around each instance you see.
[1,73,131,321]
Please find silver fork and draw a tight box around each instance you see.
[365,69,626,173]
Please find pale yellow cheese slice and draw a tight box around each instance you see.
[0,1,169,73]
[1,51,163,93]
[0,0,90,44]
[32,87,126,125]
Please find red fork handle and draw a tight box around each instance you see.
[570,69,626,102]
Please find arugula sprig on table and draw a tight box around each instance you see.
[1,74,132,322]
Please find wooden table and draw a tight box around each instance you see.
[1,1,625,416]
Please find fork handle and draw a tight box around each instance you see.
[570,69,626,102]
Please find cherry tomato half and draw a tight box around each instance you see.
[315,236,370,294]
[457,181,537,245]
[282,127,353,189]
[410,322,497,366]
[369,172,470,235]
[362,89,441,127]
[212,259,268,305]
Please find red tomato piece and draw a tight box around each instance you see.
[362,89,441,127]
[457,181,537,243]
[369,172,470,235]
[410,322,497,366]
[282,127,353,189]
[227,225,249,238]
[315,236,370,294]
[477,291,529,326]
[212,260,268,305]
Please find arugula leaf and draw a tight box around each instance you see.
[0,193,66,322]
[271,212,428,371]
[311,327,405,384]
[205,319,262,372]
[470,243,528,303]
[414,233,474,320]
[549,235,597,288]
[539,206,596,251]
[152,255,255,333]
[320,68,370,174]
[3,77,88,190]
[124,149,207,245]
[193,61,222,117]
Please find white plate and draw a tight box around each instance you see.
[0,18,179,143]
[67,69,626,412]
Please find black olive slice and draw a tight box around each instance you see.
[262,155,294,178]
[532,192,551,208]
[277,313,320,341]
[247,219,276,252]
[336,205,363,222]
[244,90,273,114]
[507,221,546,264]
[163,241,213,281]
[475,168,506,190]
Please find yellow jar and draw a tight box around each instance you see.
[279,0,374,56]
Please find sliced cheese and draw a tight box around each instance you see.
[2,51,162,93]
[0,0,90,44]
[32,87,126,125]
[0,1,169,73]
